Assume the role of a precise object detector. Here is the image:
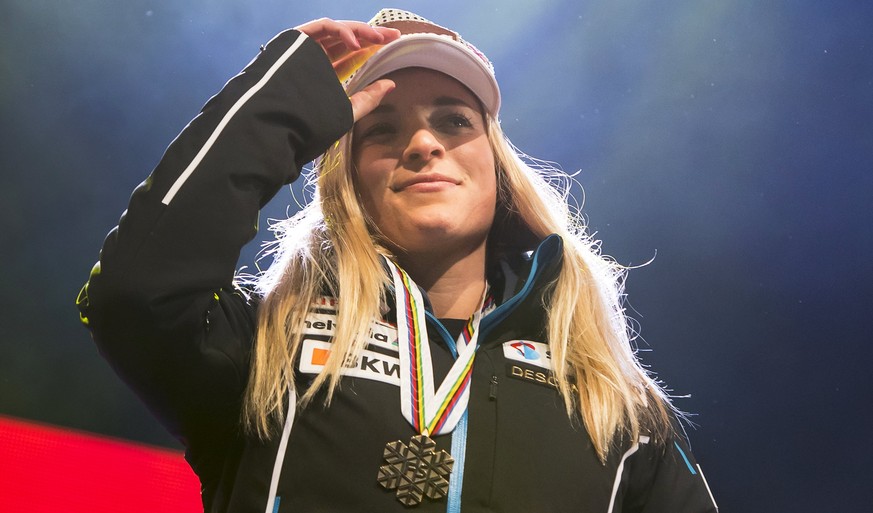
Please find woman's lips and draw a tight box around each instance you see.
[393,173,460,191]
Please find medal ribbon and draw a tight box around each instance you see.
[384,257,491,436]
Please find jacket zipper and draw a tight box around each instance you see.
[489,375,498,400]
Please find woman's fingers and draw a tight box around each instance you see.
[294,18,401,113]
[296,18,400,63]
[349,79,396,122]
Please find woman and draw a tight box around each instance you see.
[78,9,718,513]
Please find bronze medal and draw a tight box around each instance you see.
[377,434,455,506]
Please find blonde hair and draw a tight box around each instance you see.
[243,117,675,460]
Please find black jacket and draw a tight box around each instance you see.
[78,29,718,513]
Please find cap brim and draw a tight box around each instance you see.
[345,33,500,117]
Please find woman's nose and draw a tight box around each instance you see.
[402,128,445,165]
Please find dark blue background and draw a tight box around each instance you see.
[2,1,871,511]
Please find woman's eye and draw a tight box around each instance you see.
[438,113,474,131]
[449,113,473,127]
[359,122,396,140]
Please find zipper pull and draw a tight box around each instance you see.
[489,375,498,400]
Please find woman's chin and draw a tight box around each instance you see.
[388,222,490,256]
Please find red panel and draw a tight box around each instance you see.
[0,415,202,512]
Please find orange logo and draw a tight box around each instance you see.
[311,347,330,366]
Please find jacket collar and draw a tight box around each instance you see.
[476,234,563,338]
[383,234,565,327]
[488,234,563,307]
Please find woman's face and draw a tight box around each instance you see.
[352,68,497,257]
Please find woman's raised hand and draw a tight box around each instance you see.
[295,18,400,121]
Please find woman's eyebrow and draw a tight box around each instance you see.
[433,96,475,109]
[363,96,475,119]
[369,104,397,116]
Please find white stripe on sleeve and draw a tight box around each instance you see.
[606,435,650,513]
[264,388,296,513]
[162,33,309,205]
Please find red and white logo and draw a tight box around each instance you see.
[502,340,552,370]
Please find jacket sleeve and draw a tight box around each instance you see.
[76,30,353,448]
[622,431,719,512]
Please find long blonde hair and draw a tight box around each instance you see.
[243,117,675,460]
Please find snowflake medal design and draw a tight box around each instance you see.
[377,434,455,506]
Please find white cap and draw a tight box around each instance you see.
[344,9,501,117]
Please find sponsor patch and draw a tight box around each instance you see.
[302,312,398,352]
[506,363,559,389]
[502,340,552,370]
[299,339,401,386]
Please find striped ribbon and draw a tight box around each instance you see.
[384,257,490,436]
